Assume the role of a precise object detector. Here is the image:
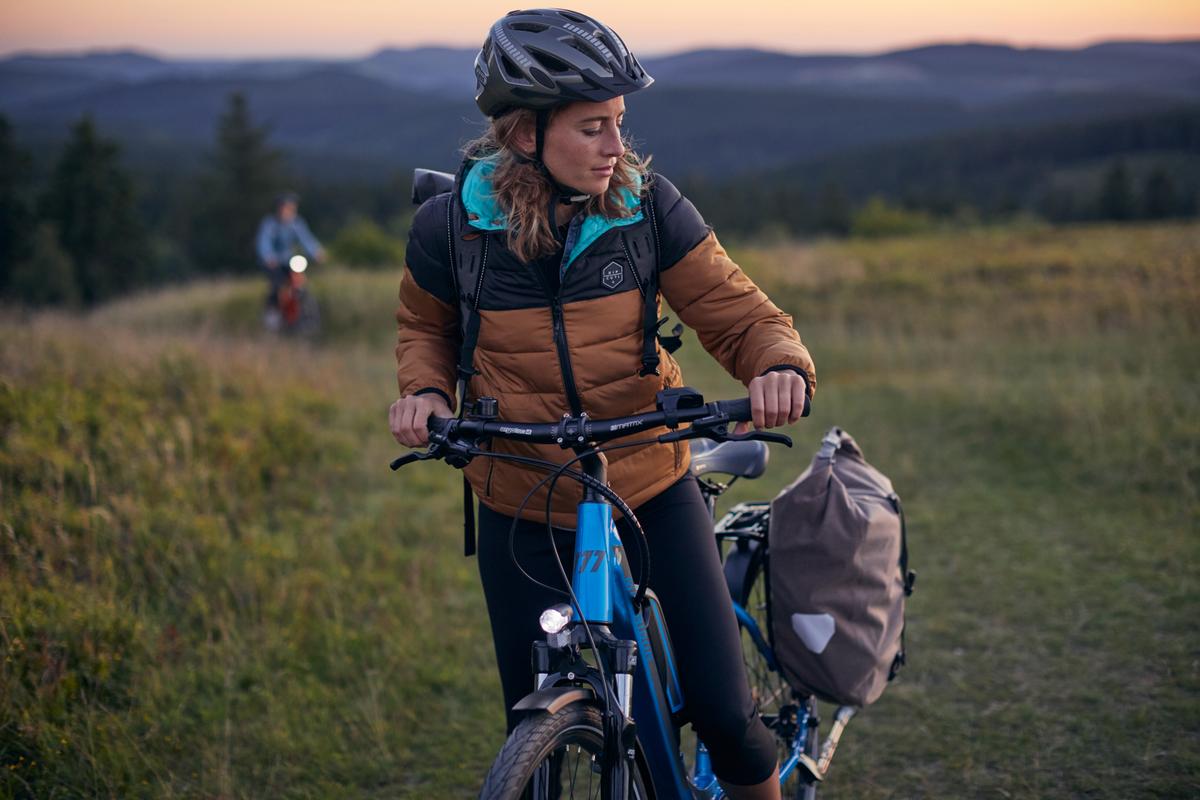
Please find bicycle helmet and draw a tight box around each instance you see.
[474,8,654,118]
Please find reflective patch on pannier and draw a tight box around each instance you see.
[791,613,836,654]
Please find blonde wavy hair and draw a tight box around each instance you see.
[463,107,652,264]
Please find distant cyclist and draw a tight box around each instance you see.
[390,9,814,798]
[256,192,325,327]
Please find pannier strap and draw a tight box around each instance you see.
[818,427,866,461]
[889,492,914,681]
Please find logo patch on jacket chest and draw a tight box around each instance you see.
[601,261,624,290]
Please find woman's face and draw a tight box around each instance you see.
[538,98,626,195]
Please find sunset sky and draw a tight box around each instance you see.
[2,0,1197,58]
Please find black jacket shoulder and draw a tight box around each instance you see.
[648,173,711,271]
[405,191,455,305]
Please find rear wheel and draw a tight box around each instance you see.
[724,536,818,798]
[479,702,650,800]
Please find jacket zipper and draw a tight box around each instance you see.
[534,219,584,417]
[551,302,583,416]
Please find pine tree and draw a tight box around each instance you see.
[1142,167,1178,219]
[190,92,283,273]
[1098,161,1136,221]
[39,116,150,305]
[816,181,852,236]
[8,223,80,307]
[0,114,34,296]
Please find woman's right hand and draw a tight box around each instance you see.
[389,393,453,448]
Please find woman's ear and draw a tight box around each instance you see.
[513,117,537,159]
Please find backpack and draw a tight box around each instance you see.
[410,168,681,555]
[768,427,916,707]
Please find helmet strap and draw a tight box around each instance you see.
[532,108,590,205]
[534,109,548,164]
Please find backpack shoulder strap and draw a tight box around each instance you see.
[446,193,489,400]
[620,186,669,377]
[445,193,489,559]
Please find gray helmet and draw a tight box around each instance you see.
[474,8,654,118]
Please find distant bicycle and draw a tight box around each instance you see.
[391,388,856,798]
[263,254,320,336]
[257,191,324,336]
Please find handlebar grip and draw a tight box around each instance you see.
[719,397,752,421]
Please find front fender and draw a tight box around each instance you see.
[511,685,597,716]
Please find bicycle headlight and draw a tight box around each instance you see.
[539,603,573,634]
[289,255,308,273]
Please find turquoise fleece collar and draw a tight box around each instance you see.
[460,156,644,269]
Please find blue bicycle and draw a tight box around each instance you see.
[391,387,853,799]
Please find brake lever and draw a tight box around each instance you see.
[658,423,792,448]
[727,430,793,448]
[389,448,440,470]
[390,427,483,471]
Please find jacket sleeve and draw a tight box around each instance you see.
[395,194,460,408]
[292,217,323,257]
[255,217,275,263]
[653,175,816,397]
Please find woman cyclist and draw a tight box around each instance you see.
[389,9,815,798]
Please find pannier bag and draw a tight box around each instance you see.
[768,427,915,707]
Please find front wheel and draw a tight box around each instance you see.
[290,288,320,337]
[479,702,650,800]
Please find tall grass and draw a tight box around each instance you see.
[2,221,1197,798]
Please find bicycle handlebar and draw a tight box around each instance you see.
[390,388,796,471]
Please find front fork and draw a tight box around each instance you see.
[531,626,640,799]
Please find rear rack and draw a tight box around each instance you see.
[714,501,771,539]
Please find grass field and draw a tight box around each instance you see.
[2,221,1198,798]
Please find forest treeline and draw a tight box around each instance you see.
[0,94,410,307]
[1,93,1197,307]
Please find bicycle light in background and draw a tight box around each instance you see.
[289,254,308,273]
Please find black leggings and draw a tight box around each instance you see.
[476,475,778,786]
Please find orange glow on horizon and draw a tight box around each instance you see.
[1,0,1198,58]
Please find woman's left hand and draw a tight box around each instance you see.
[736,370,807,433]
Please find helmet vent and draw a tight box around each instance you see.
[498,53,521,80]
[565,39,603,64]
[533,51,572,74]
[559,10,589,23]
[595,32,620,57]
[510,22,549,33]
[528,67,556,88]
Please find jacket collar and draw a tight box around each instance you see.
[459,155,644,269]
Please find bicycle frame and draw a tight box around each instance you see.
[550,452,695,798]
[534,453,813,799]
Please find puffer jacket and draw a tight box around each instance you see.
[395,158,815,527]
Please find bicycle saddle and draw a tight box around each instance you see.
[689,439,769,479]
